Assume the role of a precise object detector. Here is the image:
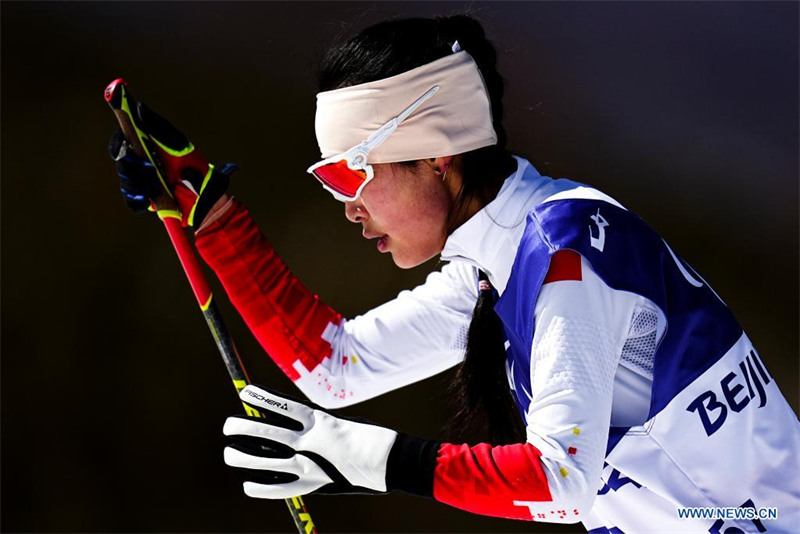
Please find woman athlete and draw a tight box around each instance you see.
[110,15,799,533]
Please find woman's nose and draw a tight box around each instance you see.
[344,200,368,223]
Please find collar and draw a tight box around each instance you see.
[440,156,581,294]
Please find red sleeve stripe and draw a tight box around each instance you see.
[433,442,552,520]
[543,249,582,284]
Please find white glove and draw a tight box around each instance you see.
[223,384,398,499]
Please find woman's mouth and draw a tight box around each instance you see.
[364,230,389,252]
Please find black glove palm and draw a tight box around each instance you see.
[109,129,161,213]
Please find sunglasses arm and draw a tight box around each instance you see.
[364,118,399,149]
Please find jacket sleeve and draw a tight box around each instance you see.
[194,198,478,408]
[386,251,641,524]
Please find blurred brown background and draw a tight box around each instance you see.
[1,2,797,533]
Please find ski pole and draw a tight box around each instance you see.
[104,78,317,534]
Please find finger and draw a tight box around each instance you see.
[223,415,299,448]
[118,172,161,206]
[123,172,161,199]
[124,197,151,213]
[228,435,295,459]
[224,447,333,496]
[119,179,143,196]
[121,189,158,211]
[108,129,127,160]
[224,447,300,486]
[243,478,330,500]
[238,385,315,428]
[117,154,153,175]
[235,469,299,485]
[224,445,296,472]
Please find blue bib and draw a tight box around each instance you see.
[495,198,743,452]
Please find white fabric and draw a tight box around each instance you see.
[223,385,397,497]
[293,260,478,408]
[586,332,800,533]
[294,159,654,429]
[510,255,650,522]
[314,52,497,163]
[294,157,586,408]
[440,157,585,293]
[291,158,657,515]
[286,155,799,530]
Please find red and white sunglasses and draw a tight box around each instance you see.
[307,85,440,202]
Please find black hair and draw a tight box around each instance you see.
[319,15,524,444]
[448,270,527,444]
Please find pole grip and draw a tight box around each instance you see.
[105,78,174,212]
[104,78,317,534]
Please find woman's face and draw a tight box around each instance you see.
[344,159,452,269]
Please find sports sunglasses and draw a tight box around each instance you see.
[307,85,440,202]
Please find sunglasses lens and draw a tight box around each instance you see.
[311,160,368,200]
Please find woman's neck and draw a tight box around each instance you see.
[446,153,517,233]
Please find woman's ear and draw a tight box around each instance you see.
[423,156,454,175]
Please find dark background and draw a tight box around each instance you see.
[1,2,797,533]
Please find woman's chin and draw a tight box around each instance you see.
[389,248,439,270]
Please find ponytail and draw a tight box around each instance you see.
[446,271,526,445]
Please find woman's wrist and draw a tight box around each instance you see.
[385,433,440,498]
[196,193,233,233]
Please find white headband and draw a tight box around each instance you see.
[314,51,497,163]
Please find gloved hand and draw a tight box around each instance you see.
[109,129,162,213]
[107,102,238,227]
[223,384,399,498]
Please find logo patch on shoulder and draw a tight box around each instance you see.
[589,208,609,252]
